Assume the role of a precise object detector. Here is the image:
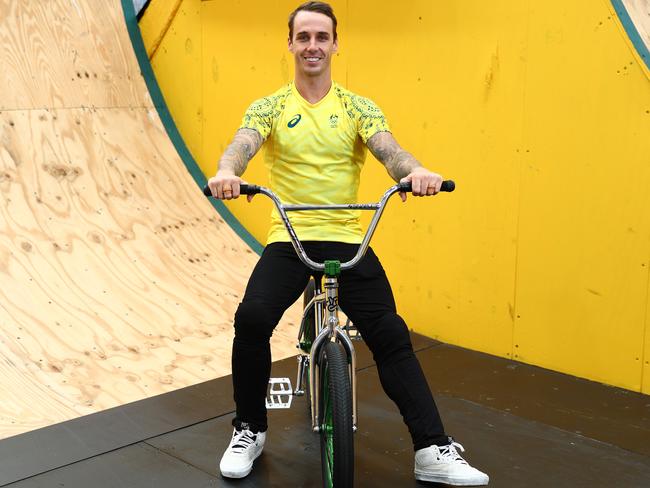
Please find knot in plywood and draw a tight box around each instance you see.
[43,163,83,181]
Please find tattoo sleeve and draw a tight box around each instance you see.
[366,131,422,181]
[218,128,265,176]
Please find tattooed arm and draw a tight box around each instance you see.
[207,128,264,200]
[366,131,443,200]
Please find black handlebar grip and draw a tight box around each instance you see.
[239,184,261,195]
[202,183,261,197]
[398,180,455,193]
[441,180,455,192]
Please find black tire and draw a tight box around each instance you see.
[319,341,354,488]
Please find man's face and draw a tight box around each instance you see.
[288,11,338,78]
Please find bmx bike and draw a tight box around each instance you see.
[204,179,454,487]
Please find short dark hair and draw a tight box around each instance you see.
[288,1,338,41]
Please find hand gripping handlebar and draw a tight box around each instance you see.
[203,180,454,271]
[203,180,454,198]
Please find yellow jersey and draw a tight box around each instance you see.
[240,81,390,244]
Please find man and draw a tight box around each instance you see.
[207,2,489,485]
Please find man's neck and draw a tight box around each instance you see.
[294,75,332,104]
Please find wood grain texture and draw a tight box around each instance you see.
[0,0,301,439]
[0,0,150,110]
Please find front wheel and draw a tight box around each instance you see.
[319,341,354,488]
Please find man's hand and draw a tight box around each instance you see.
[207,171,254,202]
[399,167,443,202]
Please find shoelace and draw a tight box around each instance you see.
[438,441,468,464]
[230,429,257,454]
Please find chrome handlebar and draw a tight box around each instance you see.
[204,181,454,272]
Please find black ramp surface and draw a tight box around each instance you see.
[10,397,650,487]
[0,333,435,486]
[8,344,650,488]
[417,345,650,457]
[0,376,234,485]
[7,443,219,488]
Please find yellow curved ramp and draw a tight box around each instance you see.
[141,0,650,394]
[0,0,299,440]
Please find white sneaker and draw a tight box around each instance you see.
[219,426,266,478]
[414,439,489,486]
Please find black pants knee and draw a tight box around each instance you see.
[231,241,447,449]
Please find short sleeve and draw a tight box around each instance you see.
[239,96,275,140]
[351,95,390,143]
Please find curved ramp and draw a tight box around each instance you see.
[0,0,299,440]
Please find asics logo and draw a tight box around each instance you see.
[288,114,302,128]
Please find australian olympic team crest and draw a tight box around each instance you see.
[329,114,339,128]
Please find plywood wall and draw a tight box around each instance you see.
[0,0,300,440]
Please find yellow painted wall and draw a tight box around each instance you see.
[145,0,203,161]
[645,277,650,393]
[139,0,650,393]
[138,0,183,58]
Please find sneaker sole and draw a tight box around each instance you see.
[221,464,253,479]
[220,449,263,479]
[415,470,489,486]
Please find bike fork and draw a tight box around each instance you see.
[308,275,358,433]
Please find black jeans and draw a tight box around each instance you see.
[231,241,448,450]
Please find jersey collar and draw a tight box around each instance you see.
[291,80,336,108]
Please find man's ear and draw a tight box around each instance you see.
[288,37,293,51]
[332,38,338,53]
